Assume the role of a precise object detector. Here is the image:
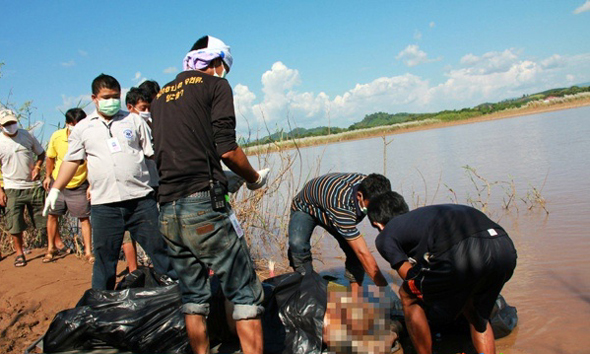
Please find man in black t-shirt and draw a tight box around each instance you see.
[151,35,269,354]
[367,191,517,354]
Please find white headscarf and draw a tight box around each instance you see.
[182,36,233,72]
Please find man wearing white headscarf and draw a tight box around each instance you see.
[151,35,268,354]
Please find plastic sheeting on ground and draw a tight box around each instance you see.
[42,268,327,354]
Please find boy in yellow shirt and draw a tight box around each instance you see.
[42,108,93,263]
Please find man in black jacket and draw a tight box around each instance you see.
[368,191,517,354]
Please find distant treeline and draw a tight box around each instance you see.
[242,84,590,147]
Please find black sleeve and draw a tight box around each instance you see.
[375,228,409,270]
[211,80,238,156]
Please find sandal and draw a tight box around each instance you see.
[85,254,96,264]
[42,250,57,263]
[14,255,27,267]
[57,245,72,255]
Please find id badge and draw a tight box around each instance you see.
[107,137,122,153]
[229,212,244,238]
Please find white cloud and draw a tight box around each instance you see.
[573,0,590,14]
[56,94,93,114]
[163,66,178,74]
[459,49,519,74]
[541,54,566,69]
[414,30,422,41]
[232,51,590,136]
[61,60,75,67]
[234,84,257,117]
[429,22,436,28]
[78,49,88,56]
[131,72,146,85]
[396,45,441,67]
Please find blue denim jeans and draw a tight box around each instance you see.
[288,210,365,284]
[91,194,177,290]
[159,193,264,320]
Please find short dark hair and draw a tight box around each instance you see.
[367,191,409,226]
[126,87,151,106]
[91,74,121,95]
[65,108,87,124]
[138,80,160,102]
[190,35,209,51]
[358,173,391,201]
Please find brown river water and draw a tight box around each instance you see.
[262,106,590,354]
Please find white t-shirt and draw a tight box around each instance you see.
[64,110,154,205]
[0,129,45,189]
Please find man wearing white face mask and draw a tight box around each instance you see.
[44,74,176,290]
[121,87,158,273]
[0,109,47,267]
[151,35,268,354]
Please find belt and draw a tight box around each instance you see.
[186,190,209,199]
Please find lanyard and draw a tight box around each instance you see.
[101,120,114,138]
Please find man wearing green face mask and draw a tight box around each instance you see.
[44,74,177,290]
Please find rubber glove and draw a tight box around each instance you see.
[246,168,270,190]
[43,188,61,216]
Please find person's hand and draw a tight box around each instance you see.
[43,188,60,216]
[31,166,41,181]
[42,176,52,191]
[0,189,6,207]
[246,168,269,190]
[224,170,245,193]
[86,188,92,201]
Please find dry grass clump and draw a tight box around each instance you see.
[231,134,324,273]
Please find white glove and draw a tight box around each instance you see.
[246,168,270,190]
[224,170,246,193]
[43,188,61,216]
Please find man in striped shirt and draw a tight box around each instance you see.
[289,173,390,291]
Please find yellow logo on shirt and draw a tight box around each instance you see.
[157,76,203,103]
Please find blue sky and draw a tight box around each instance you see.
[1,1,590,141]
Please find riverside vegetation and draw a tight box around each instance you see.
[244,84,590,154]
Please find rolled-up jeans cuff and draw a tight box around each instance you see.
[232,304,264,320]
[182,303,210,316]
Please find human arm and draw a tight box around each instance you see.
[221,147,258,184]
[43,157,56,190]
[395,261,413,280]
[31,151,45,181]
[0,187,6,207]
[212,81,267,189]
[346,236,388,286]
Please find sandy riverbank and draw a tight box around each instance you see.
[245,97,590,155]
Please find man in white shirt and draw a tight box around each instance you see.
[0,109,46,267]
[44,74,176,289]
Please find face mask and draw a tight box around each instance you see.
[137,111,151,122]
[213,65,227,79]
[359,199,368,214]
[1,123,18,135]
[98,98,121,117]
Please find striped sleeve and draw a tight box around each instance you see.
[292,173,365,239]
